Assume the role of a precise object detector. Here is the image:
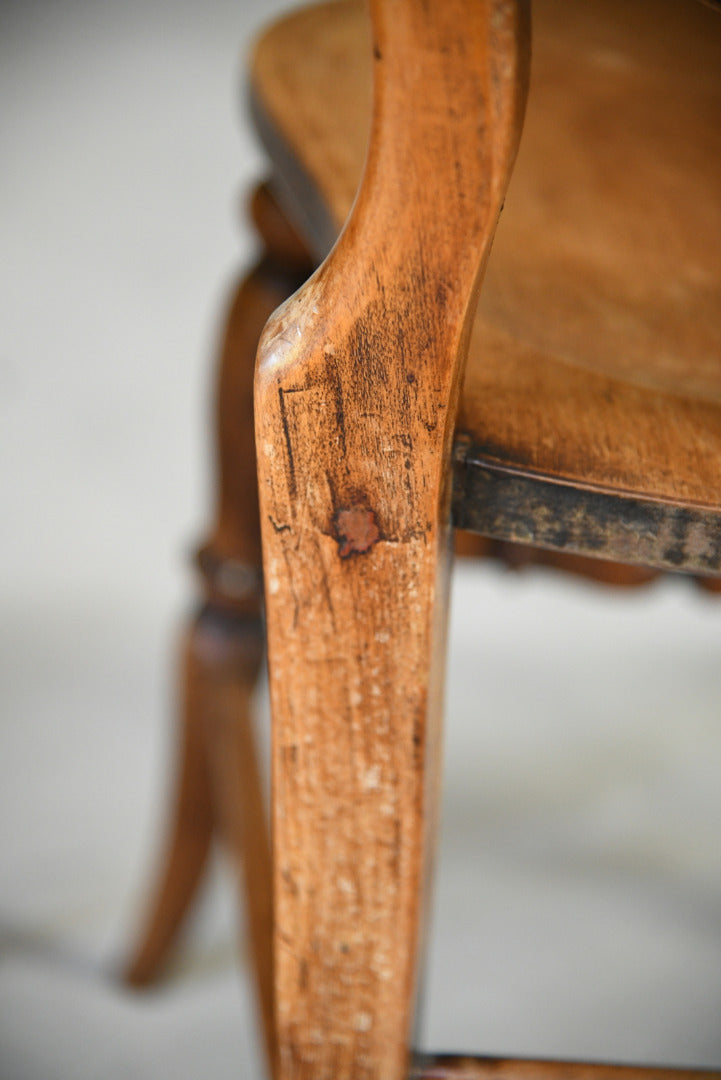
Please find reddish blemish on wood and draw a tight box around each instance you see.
[334,505,380,557]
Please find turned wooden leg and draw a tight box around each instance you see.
[124,182,312,1011]
[128,601,273,1053]
[197,604,274,1073]
[124,613,217,987]
[194,204,311,1071]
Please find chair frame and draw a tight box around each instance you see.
[126,3,721,1079]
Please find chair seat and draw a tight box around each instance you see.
[250,0,721,573]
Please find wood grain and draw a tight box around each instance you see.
[255,4,529,1079]
[251,0,721,566]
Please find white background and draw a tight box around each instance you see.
[2,0,720,1076]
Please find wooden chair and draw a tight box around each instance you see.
[125,1,721,1079]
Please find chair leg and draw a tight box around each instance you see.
[255,2,527,1066]
[198,605,275,1074]
[128,600,274,1064]
[124,616,215,987]
[124,183,312,1033]
[256,281,456,1080]
[259,542,451,1080]
[124,603,270,1038]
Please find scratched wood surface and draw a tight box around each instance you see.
[255,3,530,1079]
[252,0,721,572]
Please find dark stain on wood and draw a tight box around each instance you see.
[334,504,381,558]
[453,444,721,577]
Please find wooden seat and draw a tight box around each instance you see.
[251,0,721,573]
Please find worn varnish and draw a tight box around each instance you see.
[252,0,721,572]
[255,4,529,1080]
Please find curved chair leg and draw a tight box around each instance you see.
[194,232,310,1074]
[197,606,275,1074]
[125,617,215,987]
[124,182,313,1039]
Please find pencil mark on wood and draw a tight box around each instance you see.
[268,515,291,534]
[277,387,296,498]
